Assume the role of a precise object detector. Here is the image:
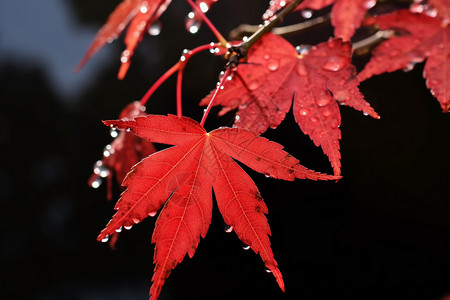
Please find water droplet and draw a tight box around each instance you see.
[322,56,347,72]
[126,128,131,132]
[90,177,102,189]
[264,54,270,60]
[185,14,201,34]
[116,226,123,233]
[331,119,340,129]
[322,108,332,117]
[266,59,280,71]
[364,0,376,9]
[425,7,437,17]
[265,174,270,178]
[120,50,130,63]
[242,243,250,250]
[403,62,415,72]
[218,70,225,81]
[310,116,319,123]
[124,225,133,230]
[265,267,272,273]
[140,5,148,13]
[430,79,441,86]
[224,224,233,233]
[199,1,209,13]
[148,21,161,36]
[235,115,240,121]
[279,1,286,7]
[110,128,119,138]
[101,235,109,243]
[298,108,309,116]
[149,211,157,217]
[296,45,311,55]
[98,166,110,178]
[301,9,313,19]
[296,63,307,76]
[248,81,260,91]
[316,97,330,107]
[363,112,369,116]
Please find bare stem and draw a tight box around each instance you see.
[140,43,223,107]
[200,68,231,127]
[229,0,304,59]
[176,68,184,117]
[229,14,330,40]
[352,30,394,54]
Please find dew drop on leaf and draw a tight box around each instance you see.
[322,108,332,117]
[403,62,415,72]
[266,59,280,72]
[132,217,140,224]
[409,3,424,13]
[430,79,441,85]
[242,243,250,250]
[248,81,260,91]
[148,21,162,36]
[299,108,309,116]
[149,211,157,217]
[295,63,308,76]
[322,56,347,72]
[116,226,123,233]
[296,45,311,55]
[265,267,272,273]
[224,224,233,233]
[102,235,109,243]
[364,0,376,10]
[316,98,331,107]
[310,116,319,123]
[124,225,133,230]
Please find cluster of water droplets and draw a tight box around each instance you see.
[409,0,438,18]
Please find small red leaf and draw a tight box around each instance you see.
[358,9,450,112]
[77,0,172,78]
[201,33,378,175]
[89,101,156,200]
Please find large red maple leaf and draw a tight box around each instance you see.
[200,33,378,175]
[357,9,450,112]
[99,114,337,299]
[76,0,172,79]
[264,0,376,41]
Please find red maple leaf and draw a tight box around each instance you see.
[76,0,172,79]
[98,114,338,299]
[264,0,376,41]
[357,9,450,112]
[200,33,378,175]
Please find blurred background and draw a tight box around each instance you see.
[1,0,450,299]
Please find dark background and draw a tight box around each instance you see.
[2,1,450,299]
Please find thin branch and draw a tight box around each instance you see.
[229,14,330,40]
[228,0,304,61]
[352,30,394,54]
[200,68,231,127]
